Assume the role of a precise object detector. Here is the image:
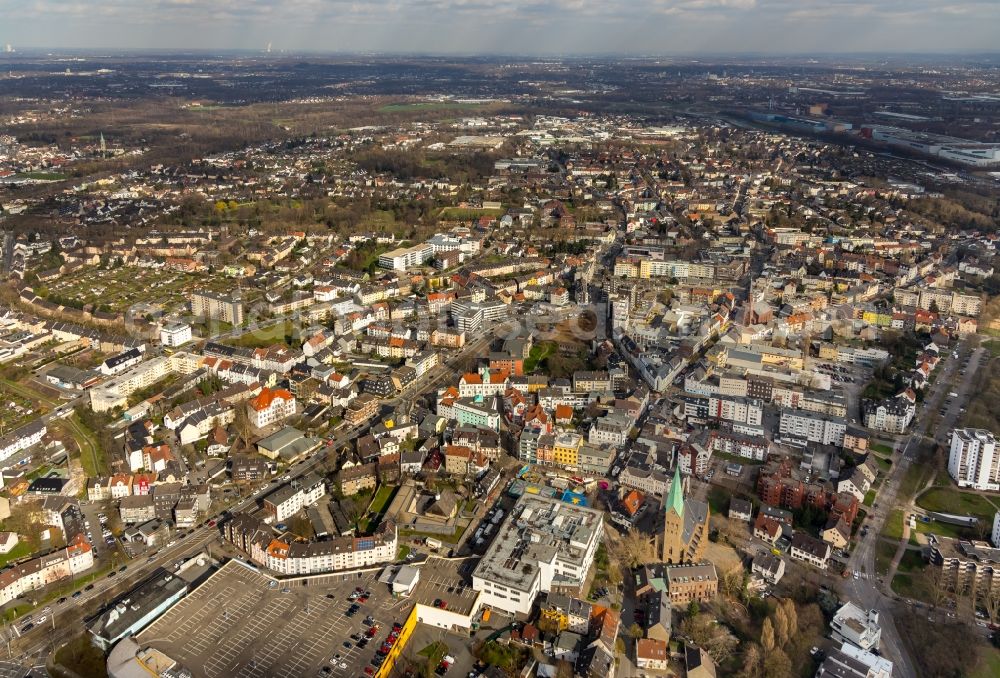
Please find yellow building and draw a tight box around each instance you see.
[638,259,653,279]
[552,432,582,469]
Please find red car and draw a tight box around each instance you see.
[358,595,369,603]
[392,622,402,632]
[366,627,378,638]
[364,669,374,677]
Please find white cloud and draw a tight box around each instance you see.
[0,0,998,52]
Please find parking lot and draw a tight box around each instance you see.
[138,560,417,678]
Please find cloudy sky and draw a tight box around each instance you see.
[2,0,998,54]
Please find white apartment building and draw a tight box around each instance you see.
[830,602,882,651]
[472,494,603,616]
[226,513,397,576]
[0,420,46,463]
[708,395,763,427]
[779,409,847,447]
[378,244,432,270]
[89,352,201,412]
[817,644,893,678]
[262,473,326,523]
[0,536,94,606]
[159,321,192,347]
[862,395,915,434]
[588,415,631,447]
[948,428,999,491]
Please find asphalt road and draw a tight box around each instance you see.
[841,339,982,678]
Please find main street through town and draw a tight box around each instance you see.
[843,338,984,678]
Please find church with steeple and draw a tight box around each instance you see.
[661,465,711,564]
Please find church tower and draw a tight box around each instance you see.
[662,465,687,563]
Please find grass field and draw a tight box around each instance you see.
[417,641,448,665]
[0,541,32,568]
[228,322,295,349]
[18,171,66,181]
[971,647,1000,678]
[378,101,491,113]
[874,540,897,576]
[916,487,999,520]
[882,509,905,540]
[399,523,468,545]
[912,517,971,540]
[982,341,1000,359]
[864,489,877,507]
[899,456,935,500]
[368,484,397,516]
[67,413,107,477]
[890,569,935,604]
[438,207,504,220]
[896,549,927,574]
[525,341,556,373]
[870,442,894,455]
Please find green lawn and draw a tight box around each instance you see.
[864,490,877,507]
[228,322,294,349]
[379,101,490,113]
[396,544,411,561]
[0,541,32,568]
[882,509,905,541]
[439,207,505,220]
[971,646,1000,678]
[899,460,935,501]
[874,540,897,576]
[54,633,109,678]
[19,171,66,181]
[399,523,467,545]
[368,485,397,515]
[870,442,894,455]
[68,413,107,477]
[982,341,1000,359]
[897,549,927,574]
[418,641,448,666]
[890,570,936,604]
[916,487,999,521]
[525,341,556,373]
[912,517,974,540]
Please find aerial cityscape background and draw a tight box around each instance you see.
[0,4,999,678]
